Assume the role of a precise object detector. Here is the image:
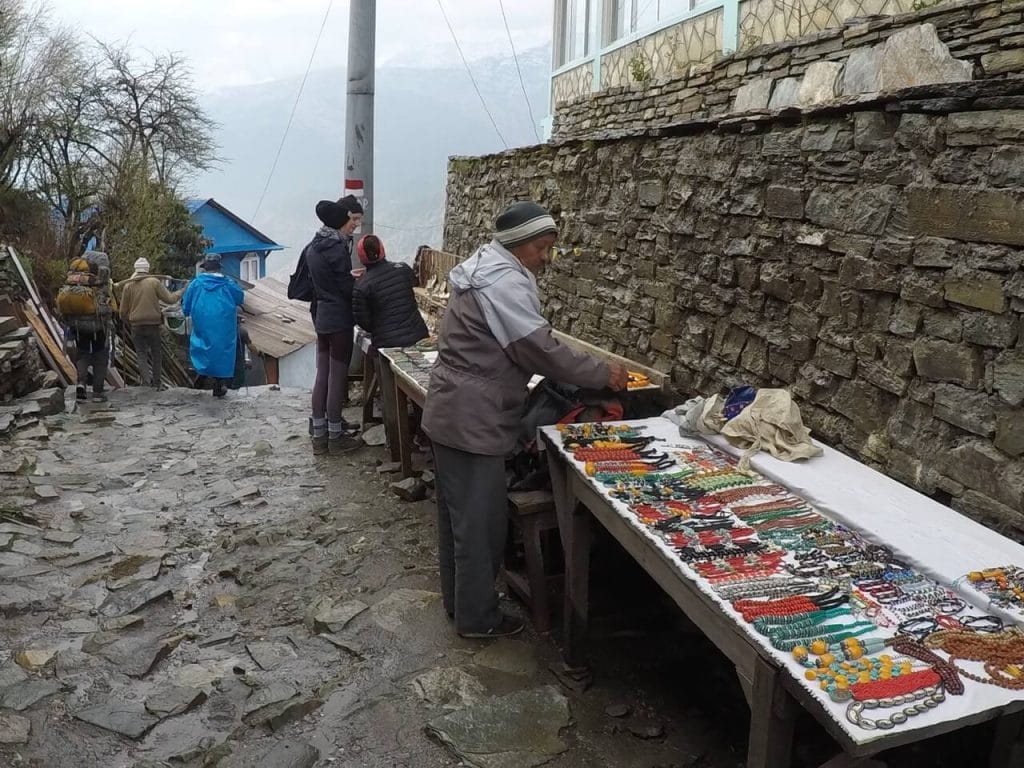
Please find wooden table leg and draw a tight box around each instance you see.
[546,448,591,669]
[394,379,413,479]
[747,654,796,768]
[377,361,401,463]
[361,356,379,428]
[989,711,1024,768]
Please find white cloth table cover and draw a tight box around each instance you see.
[541,417,1024,747]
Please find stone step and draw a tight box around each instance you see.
[0,317,19,336]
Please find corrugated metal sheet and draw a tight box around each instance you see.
[240,276,316,360]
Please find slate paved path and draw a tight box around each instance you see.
[0,385,987,767]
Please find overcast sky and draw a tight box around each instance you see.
[46,0,553,91]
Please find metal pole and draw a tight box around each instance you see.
[345,0,376,269]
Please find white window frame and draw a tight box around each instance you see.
[240,254,260,283]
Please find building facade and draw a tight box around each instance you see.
[549,0,935,122]
[186,199,283,283]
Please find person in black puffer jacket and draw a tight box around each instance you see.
[352,235,428,349]
[304,195,364,455]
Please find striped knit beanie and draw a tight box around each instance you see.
[494,201,557,249]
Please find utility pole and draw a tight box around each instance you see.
[344,0,376,269]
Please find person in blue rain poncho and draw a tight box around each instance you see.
[182,254,245,398]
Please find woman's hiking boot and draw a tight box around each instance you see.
[328,434,361,455]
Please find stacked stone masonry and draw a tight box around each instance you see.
[554,0,1024,140]
[446,75,1024,541]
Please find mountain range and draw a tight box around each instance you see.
[194,45,551,275]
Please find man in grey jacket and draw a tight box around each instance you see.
[423,201,628,638]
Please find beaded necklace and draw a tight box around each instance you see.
[806,655,922,702]
[845,673,946,731]
[705,483,789,505]
[966,566,1024,611]
[923,629,1024,690]
[770,621,878,653]
[888,635,964,695]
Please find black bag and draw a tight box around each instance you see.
[287,248,315,302]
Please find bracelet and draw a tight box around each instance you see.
[960,615,1004,633]
[898,617,938,638]
[934,597,965,615]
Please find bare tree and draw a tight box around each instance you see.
[0,0,78,189]
[94,41,217,187]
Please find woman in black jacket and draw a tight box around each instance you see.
[304,196,363,454]
[352,235,428,349]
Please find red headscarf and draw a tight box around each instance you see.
[356,234,385,266]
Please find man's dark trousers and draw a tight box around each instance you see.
[132,324,163,388]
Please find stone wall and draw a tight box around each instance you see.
[738,0,917,49]
[600,9,723,89]
[445,77,1024,540]
[552,63,593,106]
[554,0,1024,141]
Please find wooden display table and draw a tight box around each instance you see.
[539,418,1024,768]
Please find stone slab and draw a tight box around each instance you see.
[0,583,49,616]
[99,582,173,617]
[74,699,160,739]
[426,686,571,768]
[908,186,1024,246]
[242,682,297,717]
[843,47,880,95]
[412,667,486,709]
[246,641,297,671]
[145,685,208,718]
[472,640,539,678]
[0,711,30,744]
[42,529,81,544]
[732,77,773,112]
[876,24,972,90]
[768,76,801,109]
[312,600,369,634]
[370,589,441,632]
[98,636,173,678]
[0,678,61,711]
[799,61,843,105]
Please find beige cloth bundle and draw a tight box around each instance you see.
[668,388,822,470]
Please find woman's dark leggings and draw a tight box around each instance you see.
[312,329,353,425]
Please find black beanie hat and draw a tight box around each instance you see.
[316,195,364,229]
[494,201,557,248]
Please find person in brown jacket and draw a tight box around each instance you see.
[422,201,628,639]
[118,258,182,388]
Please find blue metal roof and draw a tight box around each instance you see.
[186,198,283,254]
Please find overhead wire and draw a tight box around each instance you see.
[252,0,334,222]
[435,0,509,149]
[496,0,541,143]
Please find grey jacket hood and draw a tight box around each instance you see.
[447,240,543,349]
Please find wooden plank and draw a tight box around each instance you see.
[544,440,592,669]
[394,373,414,479]
[22,305,74,384]
[377,358,401,464]
[747,655,796,768]
[390,363,427,407]
[361,353,380,427]
[552,329,668,391]
[737,665,754,709]
[509,489,555,516]
[8,247,65,345]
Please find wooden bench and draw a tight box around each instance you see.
[503,489,560,634]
